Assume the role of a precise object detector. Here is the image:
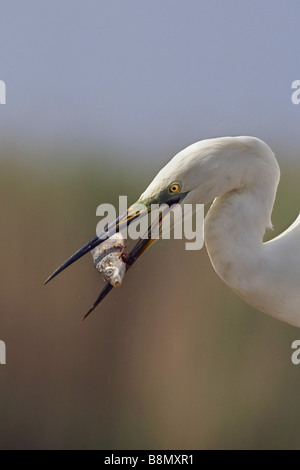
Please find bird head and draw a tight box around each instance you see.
[45,136,279,294]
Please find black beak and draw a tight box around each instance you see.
[45,192,188,320]
[44,206,145,285]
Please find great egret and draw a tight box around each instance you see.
[45,136,300,326]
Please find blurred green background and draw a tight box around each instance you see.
[1,0,300,450]
[0,145,299,450]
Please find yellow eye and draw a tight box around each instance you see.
[168,182,181,193]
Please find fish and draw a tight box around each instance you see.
[91,232,127,287]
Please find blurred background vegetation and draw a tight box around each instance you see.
[1,0,300,450]
[0,144,299,450]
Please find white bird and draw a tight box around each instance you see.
[45,136,300,326]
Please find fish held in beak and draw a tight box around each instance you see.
[91,232,127,288]
[45,190,187,320]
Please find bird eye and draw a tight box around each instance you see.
[168,182,181,193]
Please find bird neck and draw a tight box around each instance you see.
[204,177,278,311]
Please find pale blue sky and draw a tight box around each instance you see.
[1,0,300,161]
